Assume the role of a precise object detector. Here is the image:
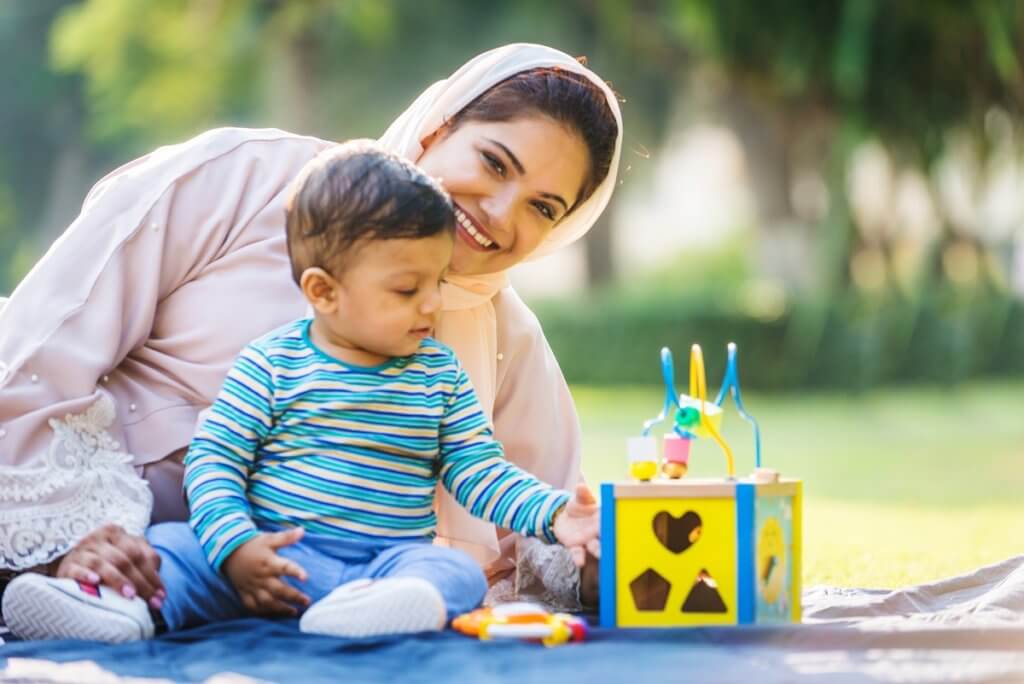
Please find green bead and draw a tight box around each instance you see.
[676,406,700,427]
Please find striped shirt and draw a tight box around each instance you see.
[184,319,570,570]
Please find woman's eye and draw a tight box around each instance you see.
[482,152,506,177]
[396,289,418,297]
[533,201,555,221]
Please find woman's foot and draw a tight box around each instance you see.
[1,574,154,642]
[299,577,446,638]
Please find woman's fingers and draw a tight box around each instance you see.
[115,534,165,599]
[103,545,160,600]
[58,524,165,601]
[579,551,600,606]
[569,545,586,568]
[56,560,101,586]
[126,536,165,596]
[75,552,139,598]
[585,536,601,560]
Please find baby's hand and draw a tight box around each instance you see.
[222,528,311,617]
[552,483,601,567]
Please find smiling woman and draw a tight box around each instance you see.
[0,44,622,615]
[419,118,588,276]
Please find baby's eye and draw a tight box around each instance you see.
[482,151,506,178]
[396,289,418,297]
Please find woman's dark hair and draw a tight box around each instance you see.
[446,64,618,213]
[286,139,453,283]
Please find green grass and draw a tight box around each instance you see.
[573,381,1024,588]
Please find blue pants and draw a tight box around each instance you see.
[147,522,488,632]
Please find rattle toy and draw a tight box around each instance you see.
[453,602,588,647]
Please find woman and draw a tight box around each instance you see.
[0,43,621,611]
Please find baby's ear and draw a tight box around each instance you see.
[299,267,338,313]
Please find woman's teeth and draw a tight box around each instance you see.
[455,208,495,249]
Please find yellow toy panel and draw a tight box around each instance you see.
[753,485,802,624]
[615,493,737,627]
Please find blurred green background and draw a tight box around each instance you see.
[3,0,1022,586]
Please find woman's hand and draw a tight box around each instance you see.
[222,528,311,617]
[552,483,601,567]
[55,523,166,609]
[579,549,600,607]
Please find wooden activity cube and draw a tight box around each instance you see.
[599,478,802,628]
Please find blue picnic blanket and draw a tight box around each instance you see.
[3,618,1024,684]
[4,555,1024,683]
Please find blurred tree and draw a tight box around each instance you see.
[653,0,1024,385]
[0,0,91,293]
[664,0,1023,287]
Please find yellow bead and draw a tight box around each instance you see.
[629,460,658,482]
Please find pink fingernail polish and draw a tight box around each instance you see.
[149,597,163,610]
[87,572,100,584]
[122,585,136,598]
[157,589,167,599]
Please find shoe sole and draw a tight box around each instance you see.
[2,575,148,643]
[300,577,446,638]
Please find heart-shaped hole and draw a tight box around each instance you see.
[652,510,702,554]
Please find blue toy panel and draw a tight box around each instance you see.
[754,495,794,624]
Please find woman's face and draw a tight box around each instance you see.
[417,116,589,276]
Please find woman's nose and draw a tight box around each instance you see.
[479,186,517,235]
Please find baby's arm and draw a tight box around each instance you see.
[184,344,273,569]
[184,344,310,614]
[438,365,597,551]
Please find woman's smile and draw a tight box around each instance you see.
[454,204,499,251]
[417,117,588,276]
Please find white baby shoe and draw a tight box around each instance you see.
[2,574,155,643]
[299,577,446,638]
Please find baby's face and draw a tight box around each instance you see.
[318,232,453,361]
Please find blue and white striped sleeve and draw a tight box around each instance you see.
[184,344,276,570]
[438,365,569,543]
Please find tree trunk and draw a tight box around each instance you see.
[583,199,616,288]
[265,28,319,135]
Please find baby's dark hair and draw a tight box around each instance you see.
[286,139,454,283]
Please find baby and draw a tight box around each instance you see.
[2,140,599,642]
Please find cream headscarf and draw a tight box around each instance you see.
[379,43,623,565]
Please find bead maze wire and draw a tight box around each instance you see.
[689,344,735,477]
[640,343,763,478]
[714,342,762,469]
[640,347,679,437]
